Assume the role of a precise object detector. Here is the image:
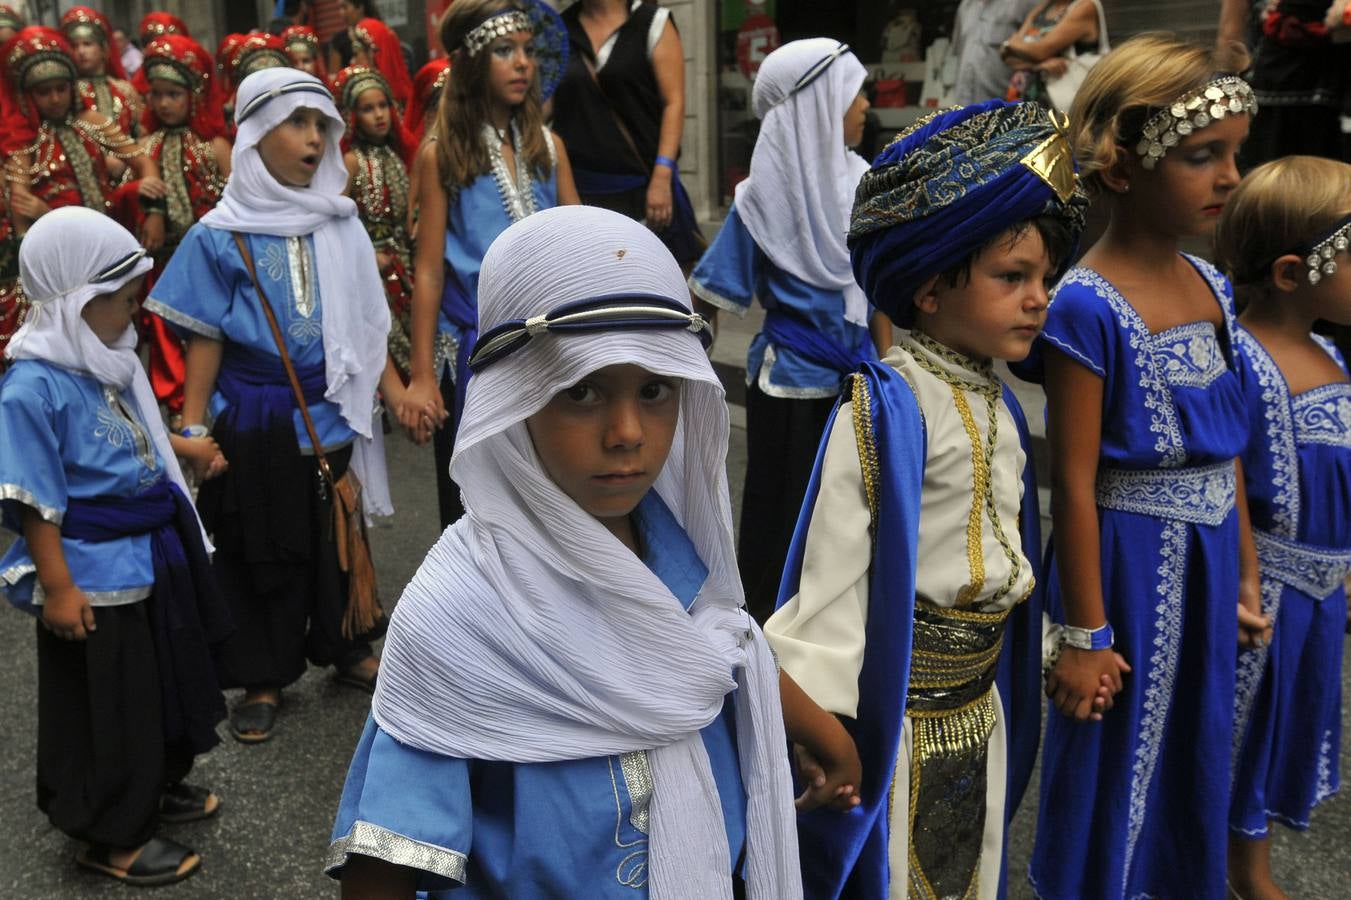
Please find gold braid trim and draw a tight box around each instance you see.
[948,384,988,606]
[850,372,880,534]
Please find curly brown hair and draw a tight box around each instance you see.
[432,0,552,196]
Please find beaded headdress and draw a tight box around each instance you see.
[462,11,531,56]
[335,64,391,110]
[59,6,109,46]
[139,12,189,43]
[282,25,320,56]
[5,27,76,90]
[455,2,567,100]
[228,34,289,86]
[1135,75,1257,170]
[142,35,211,94]
[0,5,25,31]
[1300,214,1350,285]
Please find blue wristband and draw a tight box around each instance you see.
[654,155,677,173]
[180,424,209,438]
[1062,622,1114,651]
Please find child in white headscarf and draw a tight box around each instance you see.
[327,205,802,899]
[145,67,396,743]
[0,207,230,887]
[687,39,884,624]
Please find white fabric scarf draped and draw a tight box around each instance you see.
[372,207,801,899]
[6,206,208,548]
[735,38,871,327]
[200,68,392,516]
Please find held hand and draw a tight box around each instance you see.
[1237,602,1273,650]
[42,584,96,640]
[136,176,168,200]
[203,451,229,480]
[400,377,447,445]
[140,214,165,252]
[177,435,221,480]
[792,716,863,812]
[1046,647,1129,722]
[645,170,673,232]
[1037,56,1070,77]
[11,192,49,221]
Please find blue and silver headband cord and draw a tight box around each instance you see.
[785,42,850,102]
[235,80,333,125]
[90,248,147,283]
[467,294,713,372]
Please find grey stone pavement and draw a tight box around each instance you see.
[0,307,1347,897]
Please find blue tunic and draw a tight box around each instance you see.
[1230,329,1350,837]
[688,204,875,399]
[1018,256,1250,899]
[145,224,356,451]
[0,360,165,608]
[326,493,747,896]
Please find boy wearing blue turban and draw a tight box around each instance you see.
[766,99,1088,898]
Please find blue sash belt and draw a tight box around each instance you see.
[762,307,872,378]
[215,345,326,436]
[62,482,230,754]
[1096,460,1236,527]
[1253,528,1351,599]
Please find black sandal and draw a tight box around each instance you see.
[334,660,379,694]
[77,836,200,887]
[229,699,280,744]
[159,782,221,823]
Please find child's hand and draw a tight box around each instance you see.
[11,191,49,221]
[1047,647,1130,721]
[202,451,228,481]
[178,435,226,481]
[42,584,96,640]
[137,176,168,200]
[792,717,863,812]
[1237,602,1272,650]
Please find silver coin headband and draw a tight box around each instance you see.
[463,11,532,56]
[1134,76,1257,170]
[1301,214,1350,285]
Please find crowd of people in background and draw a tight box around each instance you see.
[0,1,1348,898]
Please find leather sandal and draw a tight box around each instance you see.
[334,660,379,694]
[229,698,280,744]
[77,836,200,887]
[159,782,221,823]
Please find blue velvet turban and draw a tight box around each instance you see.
[849,99,1089,327]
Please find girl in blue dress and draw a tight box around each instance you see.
[328,206,799,899]
[403,0,578,527]
[1215,156,1351,900]
[1015,35,1270,898]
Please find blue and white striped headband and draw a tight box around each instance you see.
[781,42,851,104]
[236,79,333,125]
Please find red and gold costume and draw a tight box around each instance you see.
[406,58,450,145]
[350,18,413,112]
[137,34,230,411]
[334,65,415,379]
[219,32,290,129]
[281,24,327,81]
[60,6,141,137]
[138,12,190,44]
[0,5,25,37]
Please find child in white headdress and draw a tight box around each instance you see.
[145,67,396,743]
[327,205,802,899]
[0,207,230,887]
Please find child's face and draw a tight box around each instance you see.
[486,31,536,110]
[30,79,73,120]
[258,107,328,187]
[350,38,372,68]
[1133,113,1247,238]
[526,364,681,527]
[843,92,869,149]
[915,225,1055,362]
[69,37,107,77]
[353,86,391,141]
[149,80,191,128]
[290,48,318,75]
[82,276,144,345]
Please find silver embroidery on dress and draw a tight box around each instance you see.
[1096,460,1236,526]
[1291,384,1351,449]
[97,387,159,480]
[1232,575,1281,777]
[1151,321,1227,389]
[1235,330,1300,537]
[1252,529,1351,598]
[606,753,649,889]
[482,121,537,223]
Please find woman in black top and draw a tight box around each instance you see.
[551,0,702,266]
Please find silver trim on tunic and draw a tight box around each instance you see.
[325,820,468,884]
[142,298,224,340]
[0,483,62,525]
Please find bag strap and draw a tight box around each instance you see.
[230,231,336,493]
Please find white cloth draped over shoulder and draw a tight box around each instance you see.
[371,206,801,900]
[201,67,392,516]
[6,207,208,549]
[733,38,871,327]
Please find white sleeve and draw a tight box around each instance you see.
[647,7,671,58]
[764,402,872,719]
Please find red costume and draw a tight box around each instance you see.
[406,58,450,145]
[138,12,190,44]
[137,34,230,411]
[0,5,24,34]
[60,6,140,137]
[334,65,415,379]
[350,18,412,112]
[281,24,327,81]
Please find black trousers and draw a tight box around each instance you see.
[37,603,194,849]
[737,383,838,625]
[432,370,465,529]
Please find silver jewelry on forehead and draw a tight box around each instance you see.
[1134,75,1257,170]
[463,11,532,57]
[1302,215,1351,285]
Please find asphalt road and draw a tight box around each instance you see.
[0,420,1346,898]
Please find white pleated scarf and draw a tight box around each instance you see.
[372,206,801,899]
[200,68,392,516]
[734,38,870,327]
[6,207,208,548]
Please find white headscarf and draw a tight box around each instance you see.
[7,207,207,547]
[372,207,800,900]
[201,67,392,516]
[734,38,870,327]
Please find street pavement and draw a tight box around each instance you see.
[1,339,1347,896]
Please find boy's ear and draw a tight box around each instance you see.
[1269,253,1306,293]
[912,273,943,317]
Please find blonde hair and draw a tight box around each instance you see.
[1215,156,1351,290]
[433,0,552,196]
[1068,33,1249,195]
